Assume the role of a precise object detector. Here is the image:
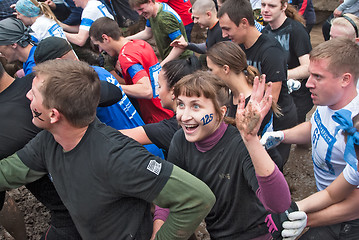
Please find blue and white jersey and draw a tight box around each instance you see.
[23,45,36,75]
[343,164,359,186]
[93,66,144,130]
[30,15,66,43]
[80,0,114,31]
[92,66,164,159]
[311,94,359,191]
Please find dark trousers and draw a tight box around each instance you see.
[185,22,194,42]
[273,105,298,170]
[322,14,334,41]
[299,219,359,240]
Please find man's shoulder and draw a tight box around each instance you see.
[119,40,156,63]
[84,0,101,9]
[249,34,285,59]
[156,3,182,23]
[257,33,283,49]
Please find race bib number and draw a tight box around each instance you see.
[149,63,161,98]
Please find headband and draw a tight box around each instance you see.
[16,0,41,18]
[332,109,359,170]
[342,14,359,38]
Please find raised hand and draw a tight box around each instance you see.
[236,74,272,141]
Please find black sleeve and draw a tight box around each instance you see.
[241,147,260,193]
[187,42,207,54]
[98,81,123,107]
[166,130,186,169]
[290,24,312,59]
[0,191,4,211]
[142,116,179,153]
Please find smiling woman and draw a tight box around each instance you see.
[153,70,292,239]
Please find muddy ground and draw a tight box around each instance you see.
[0,14,328,240]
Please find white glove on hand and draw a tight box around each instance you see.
[282,211,307,240]
[287,79,301,94]
[260,131,284,150]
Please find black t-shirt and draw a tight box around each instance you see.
[0,74,40,158]
[0,74,80,236]
[241,34,294,114]
[167,125,268,239]
[18,118,173,239]
[142,115,179,154]
[206,21,229,49]
[262,18,312,71]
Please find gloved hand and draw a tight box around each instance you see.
[287,79,301,94]
[265,201,299,240]
[282,211,307,240]
[260,131,284,150]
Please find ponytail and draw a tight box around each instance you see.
[285,4,305,26]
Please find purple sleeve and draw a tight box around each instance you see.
[153,205,169,222]
[256,165,291,213]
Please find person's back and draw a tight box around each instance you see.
[15,0,67,43]
[147,2,192,60]
[119,39,174,123]
[89,17,174,124]
[156,0,193,41]
[93,65,165,157]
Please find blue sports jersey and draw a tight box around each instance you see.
[92,66,164,158]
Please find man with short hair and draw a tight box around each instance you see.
[0,58,215,239]
[34,36,165,157]
[218,0,297,169]
[170,0,228,54]
[61,0,114,46]
[261,0,313,124]
[0,18,36,75]
[0,61,82,239]
[261,37,359,239]
[127,0,193,66]
[90,17,174,124]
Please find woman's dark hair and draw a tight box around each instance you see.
[162,55,201,89]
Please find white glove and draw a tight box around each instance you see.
[260,131,284,150]
[282,211,307,240]
[287,79,301,94]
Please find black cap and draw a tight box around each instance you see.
[34,37,72,64]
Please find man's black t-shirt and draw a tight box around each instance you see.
[241,33,294,114]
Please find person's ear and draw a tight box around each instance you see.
[341,72,353,87]
[102,34,109,43]
[220,105,227,119]
[11,43,18,49]
[50,108,61,124]
[170,88,175,101]
[282,2,288,11]
[223,64,230,74]
[239,17,250,28]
